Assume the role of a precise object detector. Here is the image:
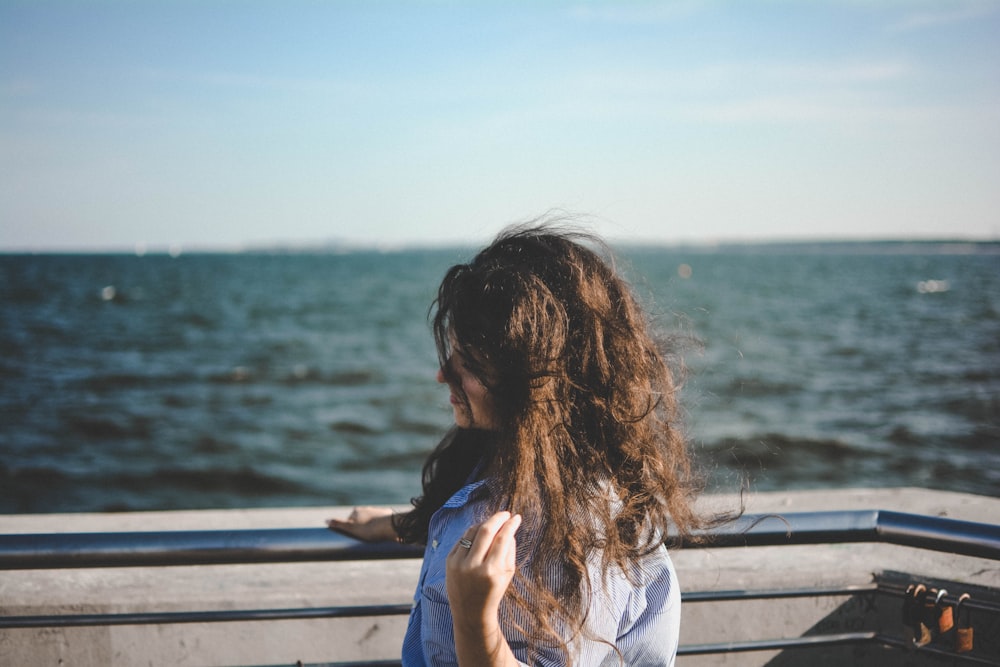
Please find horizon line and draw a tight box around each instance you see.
[3,237,999,256]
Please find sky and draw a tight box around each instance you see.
[2,0,999,252]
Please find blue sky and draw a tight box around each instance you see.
[2,1,999,251]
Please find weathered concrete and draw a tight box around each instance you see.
[1,488,997,666]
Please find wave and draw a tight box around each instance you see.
[65,413,154,440]
[699,433,878,486]
[117,466,306,495]
[337,448,430,472]
[701,433,860,460]
[206,367,383,386]
[0,462,315,513]
[0,465,81,513]
[69,366,386,394]
[723,377,805,397]
[329,420,381,436]
[79,371,193,391]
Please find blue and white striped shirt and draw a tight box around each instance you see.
[400,477,680,666]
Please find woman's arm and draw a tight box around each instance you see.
[327,506,402,542]
[446,511,524,667]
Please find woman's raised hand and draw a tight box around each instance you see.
[446,511,522,627]
[326,506,399,542]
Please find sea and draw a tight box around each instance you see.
[2,242,998,514]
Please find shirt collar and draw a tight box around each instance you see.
[441,476,489,509]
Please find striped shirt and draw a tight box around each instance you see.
[400,477,680,666]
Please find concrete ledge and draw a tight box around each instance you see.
[1,488,997,666]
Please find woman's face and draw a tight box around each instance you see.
[437,346,498,431]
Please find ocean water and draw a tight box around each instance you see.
[1,243,998,513]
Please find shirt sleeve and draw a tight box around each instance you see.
[573,545,680,667]
[503,545,679,667]
[615,548,680,666]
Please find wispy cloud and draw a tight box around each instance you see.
[680,93,942,125]
[136,67,342,94]
[556,59,911,112]
[0,78,42,98]
[567,1,707,24]
[889,3,998,32]
[679,61,911,90]
[428,59,923,135]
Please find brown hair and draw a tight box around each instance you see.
[395,220,705,662]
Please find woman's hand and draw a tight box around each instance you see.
[326,506,400,542]
[446,511,523,666]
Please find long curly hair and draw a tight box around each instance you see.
[395,220,705,663]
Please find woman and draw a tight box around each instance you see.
[328,223,704,666]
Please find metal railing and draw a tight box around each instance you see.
[2,509,998,570]
[2,509,998,664]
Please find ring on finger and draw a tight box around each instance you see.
[458,538,473,549]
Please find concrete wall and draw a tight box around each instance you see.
[1,488,997,666]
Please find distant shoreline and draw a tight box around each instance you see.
[3,239,999,256]
[620,239,1000,255]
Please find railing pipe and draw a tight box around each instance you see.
[0,604,414,630]
[0,585,886,630]
[689,510,880,548]
[1,510,997,570]
[0,527,423,570]
[690,509,1000,560]
[875,509,1000,561]
[677,631,877,655]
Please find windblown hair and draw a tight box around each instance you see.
[395,221,705,663]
